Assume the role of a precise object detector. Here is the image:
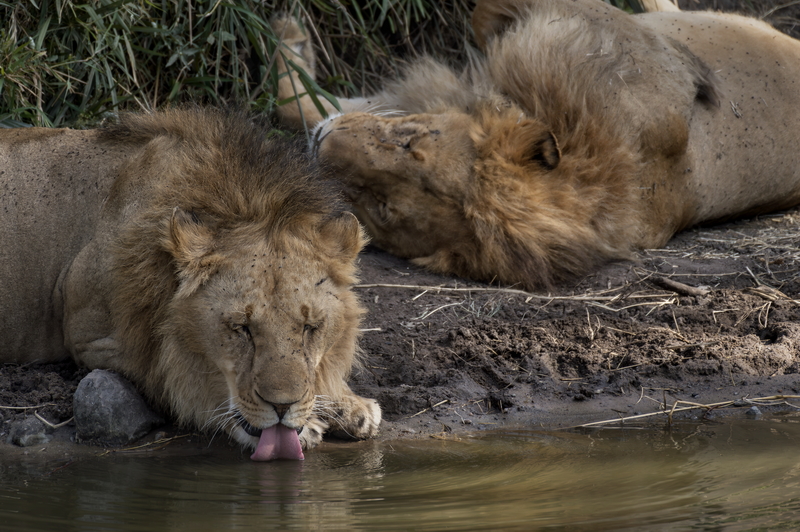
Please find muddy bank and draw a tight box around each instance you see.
[350,208,800,440]
[2,209,800,460]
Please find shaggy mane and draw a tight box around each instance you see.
[101,108,348,395]
[101,108,345,230]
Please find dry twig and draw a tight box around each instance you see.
[409,399,450,418]
[651,276,710,297]
[577,395,800,428]
[0,403,57,410]
[34,412,73,429]
[356,283,676,311]
[98,434,192,455]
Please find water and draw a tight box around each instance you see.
[1,416,799,531]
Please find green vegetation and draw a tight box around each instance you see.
[0,0,642,128]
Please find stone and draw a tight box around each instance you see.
[745,406,763,419]
[7,416,52,447]
[73,369,164,446]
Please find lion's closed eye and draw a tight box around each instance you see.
[377,202,391,223]
[302,322,322,348]
[229,322,253,341]
[303,322,323,336]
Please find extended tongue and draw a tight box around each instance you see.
[250,424,305,461]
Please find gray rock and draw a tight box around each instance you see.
[745,406,763,419]
[73,369,164,446]
[7,416,53,447]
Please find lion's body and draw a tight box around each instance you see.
[638,10,800,225]
[274,0,800,290]
[0,128,127,363]
[0,109,380,457]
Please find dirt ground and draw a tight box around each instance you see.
[352,209,800,441]
[2,0,800,456]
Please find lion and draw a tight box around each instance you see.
[272,0,800,290]
[0,108,381,460]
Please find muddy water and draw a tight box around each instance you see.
[2,416,799,531]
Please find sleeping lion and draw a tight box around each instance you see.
[273,0,800,290]
[0,108,380,460]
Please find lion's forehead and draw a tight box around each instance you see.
[203,243,345,321]
[219,270,340,319]
[228,245,328,283]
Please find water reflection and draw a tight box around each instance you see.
[2,417,800,531]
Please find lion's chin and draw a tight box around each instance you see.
[232,424,305,461]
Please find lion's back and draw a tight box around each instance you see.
[638,11,800,225]
[0,127,127,362]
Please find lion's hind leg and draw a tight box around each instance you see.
[472,0,679,50]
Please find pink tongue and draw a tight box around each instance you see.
[250,425,305,461]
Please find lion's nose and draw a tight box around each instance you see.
[255,390,300,421]
[271,402,295,420]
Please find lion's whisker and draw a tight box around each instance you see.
[201,397,240,433]
[372,109,404,117]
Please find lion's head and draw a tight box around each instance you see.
[312,99,641,290]
[92,109,378,459]
[158,208,366,459]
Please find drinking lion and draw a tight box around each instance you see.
[0,108,381,460]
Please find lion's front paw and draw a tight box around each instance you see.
[299,416,329,450]
[328,396,382,441]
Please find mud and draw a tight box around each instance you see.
[351,209,800,440]
[0,362,87,428]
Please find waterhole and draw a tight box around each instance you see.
[2,416,799,531]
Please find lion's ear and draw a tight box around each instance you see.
[167,207,220,293]
[318,211,366,262]
[533,131,562,170]
[502,122,561,170]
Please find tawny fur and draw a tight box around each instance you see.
[273,0,800,291]
[0,108,381,450]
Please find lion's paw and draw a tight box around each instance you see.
[328,396,382,441]
[299,416,329,450]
